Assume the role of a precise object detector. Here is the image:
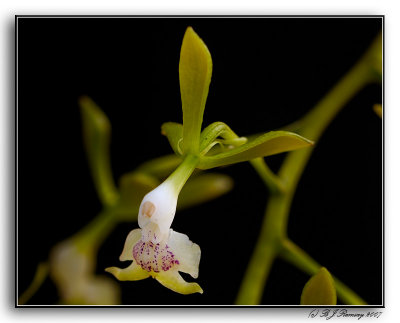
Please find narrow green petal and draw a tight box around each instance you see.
[197,131,314,170]
[179,27,212,154]
[161,122,184,156]
[300,267,337,305]
[79,96,119,206]
[155,270,203,295]
[199,122,247,155]
[178,173,233,210]
[105,262,150,281]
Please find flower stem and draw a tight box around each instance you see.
[280,239,367,305]
[18,262,49,305]
[165,154,199,195]
[74,208,119,252]
[250,158,286,194]
[235,194,283,304]
[236,33,381,305]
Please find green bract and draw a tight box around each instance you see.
[300,267,337,305]
[163,27,313,168]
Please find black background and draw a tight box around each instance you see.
[17,17,382,305]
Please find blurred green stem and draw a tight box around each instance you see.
[280,239,367,305]
[236,33,381,305]
[250,158,286,193]
[74,207,121,252]
[18,262,49,305]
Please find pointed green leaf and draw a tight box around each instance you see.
[179,27,213,154]
[197,131,313,169]
[301,267,337,305]
[178,173,233,210]
[79,96,119,206]
[161,122,184,156]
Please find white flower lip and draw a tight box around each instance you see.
[106,227,202,294]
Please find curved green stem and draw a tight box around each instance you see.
[236,33,381,305]
[165,154,199,195]
[235,194,284,304]
[280,239,367,305]
[74,208,119,252]
[250,158,286,194]
[18,262,49,305]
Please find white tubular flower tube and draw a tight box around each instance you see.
[138,155,199,243]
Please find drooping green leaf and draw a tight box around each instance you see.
[79,96,119,206]
[178,173,233,210]
[300,267,337,305]
[179,27,213,154]
[199,122,247,155]
[197,131,313,169]
[161,122,184,156]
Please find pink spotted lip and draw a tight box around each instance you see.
[133,240,180,273]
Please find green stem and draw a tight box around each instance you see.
[165,154,199,195]
[18,262,49,305]
[235,194,284,304]
[250,158,286,193]
[280,239,367,305]
[74,208,118,252]
[235,33,381,305]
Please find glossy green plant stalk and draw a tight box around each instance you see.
[281,239,366,305]
[236,33,381,305]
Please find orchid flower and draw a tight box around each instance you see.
[50,239,120,304]
[106,155,203,294]
[106,27,313,295]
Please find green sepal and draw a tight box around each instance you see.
[178,173,233,210]
[179,27,213,155]
[161,122,184,156]
[79,96,119,206]
[300,267,337,305]
[197,131,314,169]
[199,122,247,155]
